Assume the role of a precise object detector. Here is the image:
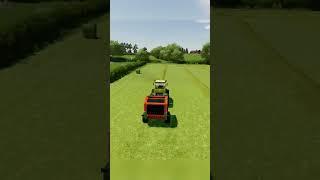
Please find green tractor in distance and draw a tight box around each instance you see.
[150,80,173,108]
[151,80,169,96]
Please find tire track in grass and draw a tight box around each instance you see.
[185,65,210,88]
[162,64,168,79]
[238,16,320,91]
[183,65,210,97]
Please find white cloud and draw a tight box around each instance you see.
[195,19,210,24]
[195,18,210,30]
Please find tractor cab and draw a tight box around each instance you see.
[151,80,169,96]
[153,80,167,89]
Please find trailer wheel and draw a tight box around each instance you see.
[142,113,148,123]
[169,115,177,128]
[165,112,171,123]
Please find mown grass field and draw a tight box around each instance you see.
[110,63,210,179]
[214,8,320,180]
[0,15,108,180]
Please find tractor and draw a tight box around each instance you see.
[150,80,169,96]
[141,80,176,127]
[141,95,176,127]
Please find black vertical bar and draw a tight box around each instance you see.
[101,1,110,180]
[210,1,214,180]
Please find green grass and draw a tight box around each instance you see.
[110,63,210,179]
[184,53,205,63]
[149,55,167,63]
[0,15,108,180]
[112,160,209,180]
[214,8,320,179]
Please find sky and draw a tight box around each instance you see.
[110,0,210,51]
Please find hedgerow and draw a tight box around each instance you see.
[110,61,146,83]
[0,0,109,68]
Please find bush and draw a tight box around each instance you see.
[156,43,185,63]
[134,49,150,62]
[110,61,146,83]
[110,56,128,62]
[150,46,164,59]
[201,42,210,64]
[110,40,126,56]
[0,0,108,68]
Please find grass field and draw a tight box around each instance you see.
[0,15,108,180]
[214,8,320,180]
[110,63,210,179]
[184,53,205,63]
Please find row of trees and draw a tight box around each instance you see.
[149,44,184,63]
[135,42,210,64]
[110,40,138,55]
[215,0,320,9]
[110,40,210,64]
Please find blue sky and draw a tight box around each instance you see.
[111,0,210,50]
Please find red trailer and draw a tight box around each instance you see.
[142,95,176,127]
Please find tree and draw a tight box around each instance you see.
[142,47,147,51]
[170,49,184,62]
[127,43,132,54]
[201,42,210,64]
[150,46,164,59]
[159,43,185,62]
[186,48,189,54]
[110,40,126,55]
[135,48,149,62]
[133,44,138,54]
[159,49,170,61]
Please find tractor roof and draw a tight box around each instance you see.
[154,80,167,83]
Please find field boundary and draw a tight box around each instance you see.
[110,61,146,83]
